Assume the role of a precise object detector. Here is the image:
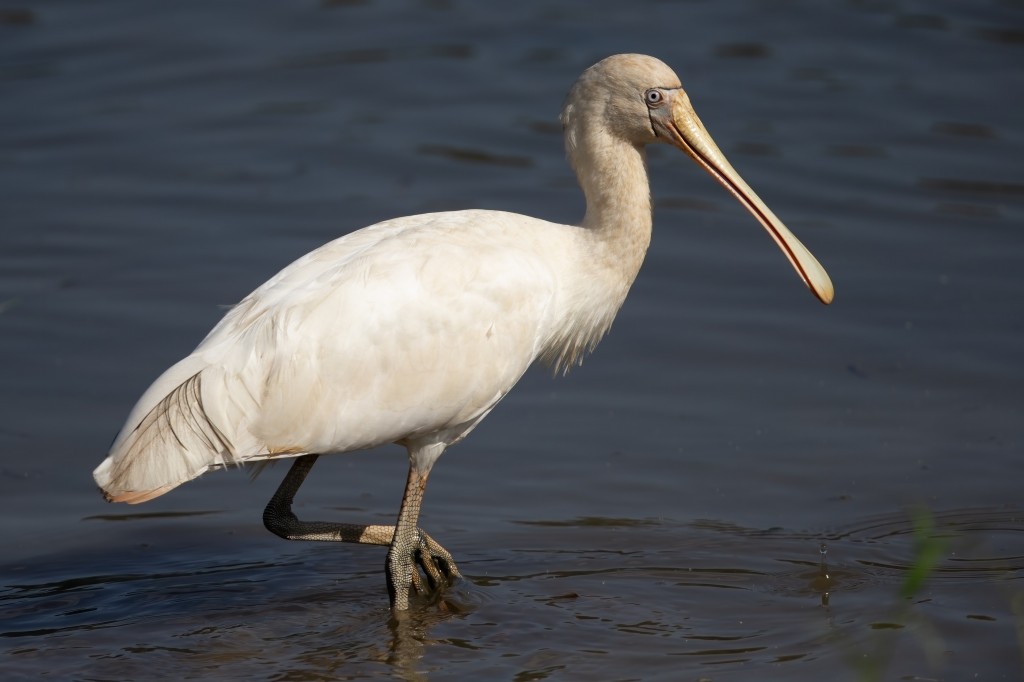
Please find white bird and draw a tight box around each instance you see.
[93,54,833,611]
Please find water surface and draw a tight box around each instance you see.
[2,1,1022,679]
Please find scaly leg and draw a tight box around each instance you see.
[262,454,460,603]
[386,463,436,610]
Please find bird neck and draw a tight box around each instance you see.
[573,128,653,279]
[540,131,654,374]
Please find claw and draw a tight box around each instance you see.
[411,529,461,595]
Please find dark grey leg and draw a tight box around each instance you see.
[262,454,460,605]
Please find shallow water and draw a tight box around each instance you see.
[2,0,1023,679]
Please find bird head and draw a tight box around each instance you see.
[563,54,834,305]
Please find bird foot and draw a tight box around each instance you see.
[411,528,461,594]
[389,528,461,609]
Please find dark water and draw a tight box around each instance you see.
[2,1,1023,679]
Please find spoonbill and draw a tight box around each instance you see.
[93,54,833,611]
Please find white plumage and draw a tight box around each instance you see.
[93,54,832,609]
[94,209,627,501]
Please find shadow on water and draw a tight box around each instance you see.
[2,506,1021,679]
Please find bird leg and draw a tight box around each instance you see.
[386,462,445,611]
[262,454,460,603]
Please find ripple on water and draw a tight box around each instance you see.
[1,505,1021,679]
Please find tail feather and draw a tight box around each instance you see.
[94,373,239,503]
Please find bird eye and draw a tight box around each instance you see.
[644,89,664,107]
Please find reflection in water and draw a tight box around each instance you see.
[386,598,476,682]
[733,141,780,157]
[972,27,1024,45]
[826,144,887,158]
[920,177,1024,197]
[893,13,947,31]
[281,44,475,70]
[930,121,995,138]
[1,507,1021,678]
[713,42,772,59]
[417,144,534,168]
[0,8,34,25]
[513,516,659,528]
[933,202,1001,218]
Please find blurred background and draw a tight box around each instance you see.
[1,1,1022,680]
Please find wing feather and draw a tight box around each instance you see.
[95,210,583,503]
